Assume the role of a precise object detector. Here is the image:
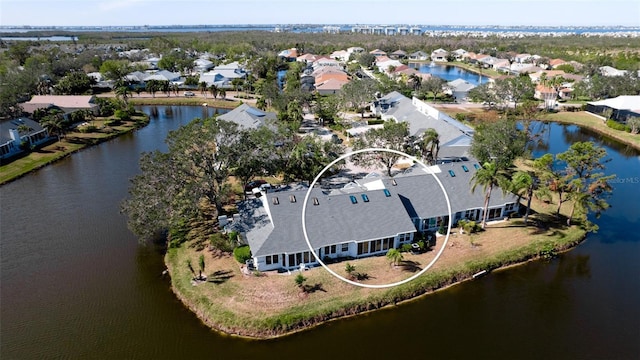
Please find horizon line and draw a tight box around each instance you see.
[1,24,638,28]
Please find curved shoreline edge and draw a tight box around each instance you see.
[166,227,586,340]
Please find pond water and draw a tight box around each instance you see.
[1,108,638,359]
[415,63,490,86]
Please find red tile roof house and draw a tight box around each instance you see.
[369,49,387,57]
[535,85,559,109]
[549,59,567,69]
[21,95,99,117]
[315,78,349,95]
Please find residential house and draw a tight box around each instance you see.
[298,53,320,64]
[431,48,449,62]
[513,53,533,64]
[409,51,429,61]
[216,103,277,129]
[329,50,350,62]
[558,87,573,100]
[315,78,348,95]
[22,95,99,116]
[371,91,474,159]
[233,160,519,272]
[144,70,182,83]
[369,49,387,57]
[446,79,476,102]
[375,57,403,73]
[586,95,640,122]
[529,70,567,84]
[549,59,567,69]
[1,117,52,161]
[534,85,558,109]
[452,49,469,61]
[390,50,407,60]
[193,58,214,72]
[278,48,299,62]
[599,66,628,77]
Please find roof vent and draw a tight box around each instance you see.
[391,179,397,186]
[313,197,319,206]
[272,196,279,205]
[289,195,296,203]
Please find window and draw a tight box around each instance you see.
[357,241,370,255]
[324,245,337,255]
[341,243,349,252]
[462,165,469,172]
[265,254,278,265]
[448,170,456,177]
[383,189,391,197]
[350,195,357,204]
[473,163,481,170]
[361,194,369,202]
[487,208,502,220]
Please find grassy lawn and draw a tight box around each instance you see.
[167,194,586,339]
[128,96,241,108]
[0,116,148,185]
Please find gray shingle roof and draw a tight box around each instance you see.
[236,160,517,258]
[217,104,277,129]
[240,187,417,257]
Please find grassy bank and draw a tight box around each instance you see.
[543,111,640,151]
[0,115,148,185]
[128,96,242,108]
[166,202,586,339]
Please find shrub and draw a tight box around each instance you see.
[400,243,413,252]
[114,109,131,121]
[606,119,630,132]
[294,273,307,288]
[233,245,252,264]
[367,119,385,125]
[211,232,234,252]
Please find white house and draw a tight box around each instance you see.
[431,48,449,62]
[1,117,52,161]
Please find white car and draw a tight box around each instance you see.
[184,91,195,97]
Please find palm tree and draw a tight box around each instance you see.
[186,259,196,279]
[41,113,66,141]
[421,128,440,165]
[511,170,535,226]
[198,254,205,280]
[470,162,511,229]
[219,88,226,99]
[386,248,404,266]
[115,85,131,105]
[199,81,208,98]
[209,84,218,99]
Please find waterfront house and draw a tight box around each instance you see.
[233,161,519,272]
[0,117,52,161]
[446,79,476,102]
[390,50,407,60]
[22,95,99,116]
[409,51,429,61]
[452,49,469,61]
[586,95,640,123]
[431,48,449,62]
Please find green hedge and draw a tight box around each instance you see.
[233,245,251,264]
[606,119,631,132]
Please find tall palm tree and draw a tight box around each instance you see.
[199,81,208,98]
[115,85,131,105]
[209,84,218,99]
[511,170,535,226]
[41,113,66,141]
[470,162,511,229]
[421,128,440,165]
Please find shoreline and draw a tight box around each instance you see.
[0,115,149,186]
[166,221,587,340]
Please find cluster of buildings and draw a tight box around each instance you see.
[229,91,518,272]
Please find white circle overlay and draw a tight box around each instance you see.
[301,147,452,289]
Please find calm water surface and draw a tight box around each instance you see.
[417,63,490,86]
[1,107,638,359]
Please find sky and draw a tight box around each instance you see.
[1,0,639,27]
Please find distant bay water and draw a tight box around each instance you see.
[1,24,639,36]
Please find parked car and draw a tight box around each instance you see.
[244,179,267,192]
[184,91,195,97]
